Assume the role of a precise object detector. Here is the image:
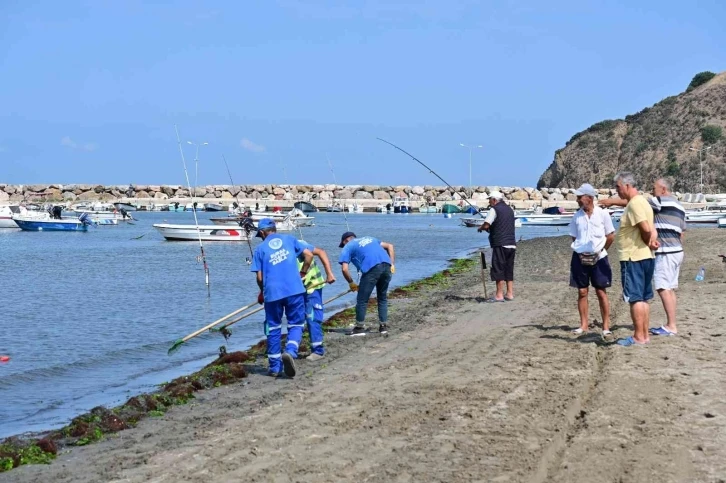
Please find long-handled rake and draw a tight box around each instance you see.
[167,299,258,354]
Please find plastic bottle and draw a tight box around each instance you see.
[695,267,705,282]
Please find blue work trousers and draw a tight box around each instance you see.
[264,293,306,373]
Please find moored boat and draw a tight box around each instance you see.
[442,204,460,214]
[1,205,50,228]
[203,202,225,212]
[153,224,250,241]
[461,217,522,228]
[346,203,364,213]
[113,202,137,212]
[392,196,410,214]
[417,203,440,213]
[13,213,93,232]
[326,201,343,212]
[293,201,318,213]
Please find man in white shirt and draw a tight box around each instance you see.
[568,183,616,336]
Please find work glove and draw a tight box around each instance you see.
[390,265,396,274]
[258,292,264,305]
[349,282,359,292]
[300,271,308,279]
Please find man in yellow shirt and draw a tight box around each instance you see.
[613,172,659,346]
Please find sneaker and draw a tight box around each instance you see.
[306,353,325,361]
[281,352,296,378]
[379,324,389,336]
[349,326,367,337]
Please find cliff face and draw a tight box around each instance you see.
[538,72,726,192]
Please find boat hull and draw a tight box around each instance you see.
[204,203,225,212]
[153,224,249,241]
[293,201,318,213]
[113,202,137,212]
[14,219,89,231]
[517,215,573,226]
[0,216,18,228]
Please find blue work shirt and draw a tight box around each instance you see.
[250,234,306,302]
[338,236,391,274]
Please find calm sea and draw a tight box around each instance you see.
[0,211,567,437]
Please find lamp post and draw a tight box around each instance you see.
[187,141,208,197]
[459,143,483,198]
[689,146,712,193]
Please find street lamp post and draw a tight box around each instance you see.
[689,146,712,193]
[459,143,483,199]
[187,141,209,198]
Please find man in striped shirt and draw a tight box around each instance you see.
[602,177,686,336]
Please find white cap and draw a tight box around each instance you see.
[488,191,504,200]
[574,183,598,197]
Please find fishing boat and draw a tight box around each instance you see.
[113,202,137,212]
[211,208,315,227]
[392,196,410,214]
[14,213,94,232]
[417,202,440,213]
[346,203,364,213]
[326,201,343,212]
[0,205,50,228]
[442,204,460,214]
[375,204,391,213]
[167,202,186,212]
[461,217,522,228]
[293,201,318,213]
[203,202,225,212]
[153,224,250,241]
[685,203,726,224]
[516,206,573,226]
[73,206,131,221]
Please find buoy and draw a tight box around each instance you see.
[444,213,452,219]
[0,356,9,363]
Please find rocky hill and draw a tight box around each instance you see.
[538,71,726,192]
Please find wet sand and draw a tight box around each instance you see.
[4,229,726,482]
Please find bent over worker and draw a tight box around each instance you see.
[338,232,395,336]
[251,219,313,377]
[297,240,336,361]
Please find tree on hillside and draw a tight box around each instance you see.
[687,71,716,92]
[701,125,723,144]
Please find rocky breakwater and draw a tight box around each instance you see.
[0,184,625,206]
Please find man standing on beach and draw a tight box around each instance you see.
[602,177,686,336]
[568,183,616,336]
[338,232,395,336]
[251,219,314,377]
[297,240,336,361]
[611,172,658,346]
[477,191,516,302]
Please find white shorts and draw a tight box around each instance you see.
[653,252,684,290]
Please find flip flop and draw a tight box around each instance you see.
[616,336,647,347]
[486,298,505,303]
[504,296,514,301]
[572,328,586,335]
[602,330,613,337]
[650,326,676,336]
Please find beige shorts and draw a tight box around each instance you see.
[653,252,684,291]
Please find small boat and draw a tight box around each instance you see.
[204,202,225,212]
[211,208,315,227]
[0,205,50,228]
[73,209,130,221]
[153,224,250,241]
[14,213,94,232]
[442,204,460,214]
[392,196,410,214]
[417,203,440,214]
[375,204,390,213]
[461,217,522,228]
[517,214,573,226]
[685,203,726,224]
[294,201,318,213]
[346,203,364,213]
[717,217,726,228]
[184,202,199,211]
[326,201,343,212]
[167,202,186,212]
[113,202,137,212]
[95,218,119,226]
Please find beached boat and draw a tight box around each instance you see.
[346,203,364,213]
[113,202,137,212]
[14,213,93,232]
[685,203,726,224]
[153,224,250,241]
[204,202,225,212]
[392,196,410,214]
[294,201,318,213]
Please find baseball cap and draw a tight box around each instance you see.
[338,231,356,248]
[488,191,504,200]
[574,183,598,197]
[255,218,276,238]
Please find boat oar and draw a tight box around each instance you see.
[168,299,258,354]
[212,289,353,334]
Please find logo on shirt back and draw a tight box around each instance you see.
[268,238,283,250]
[358,237,374,247]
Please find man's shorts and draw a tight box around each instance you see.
[653,252,684,291]
[620,259,655,304]
[570,252,612,289]
[490,246,516,282]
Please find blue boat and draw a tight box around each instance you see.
[13,213,93,232]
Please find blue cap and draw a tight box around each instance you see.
[256,218,276,238]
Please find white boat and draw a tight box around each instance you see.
[717,217,726,228]
[113,202,137,212]
[460,217,522,228]
[375,204,390,213]
[204,202,225,212]
[0,205,50,228]
[248,208,315,226]
[685,203,726,224]
[346,203,364,213]
[516,214,574,226]
[705,194,726,203]
[326,201,343,212]
[153,224,250,241]
[392,196,410,214]
[417,203,440,214]
[73,210,130,221]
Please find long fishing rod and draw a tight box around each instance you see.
[376,138,486,219]
[326,154,350,231]
[175,125,210,295]
[222,155,255,262]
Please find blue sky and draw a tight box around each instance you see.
[1,0,724,187]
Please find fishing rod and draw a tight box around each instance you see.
[326,154,350,231]
[175,125,210,295]
[222,154,255,263]
[376,138,487,219]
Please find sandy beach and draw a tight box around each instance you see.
[3,229,726,483]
